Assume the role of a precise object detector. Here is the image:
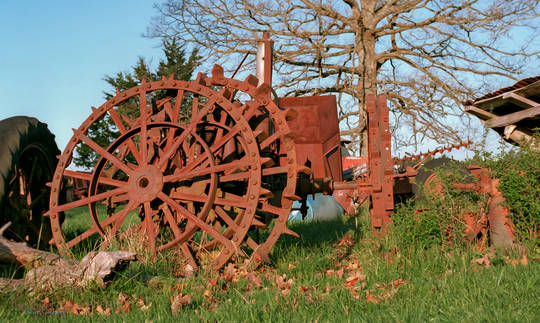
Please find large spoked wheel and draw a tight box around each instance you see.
[0,116,59,248]
[48,71,296,269]
[204,65,302,263]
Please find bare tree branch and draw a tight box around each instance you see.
[148,0,540,155]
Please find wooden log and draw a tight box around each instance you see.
[0,222,138,291]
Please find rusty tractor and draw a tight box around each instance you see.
[0,33,513,270]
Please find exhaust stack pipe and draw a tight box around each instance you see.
[256,31,273,92]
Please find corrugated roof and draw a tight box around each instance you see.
[465,75,540,105]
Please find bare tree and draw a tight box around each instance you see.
[148,0,540,155]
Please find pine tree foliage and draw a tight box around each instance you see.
[74,39,201,169]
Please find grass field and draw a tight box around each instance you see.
[1,214,538,322]
[1,144,538,322]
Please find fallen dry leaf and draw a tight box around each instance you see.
[366,294,380,304]
[96,305,112,316]
[334,233,355,247]
[135,297,152,311]
[203,289,213,299]
[247,272,262,288]
[471,254,491,267]
[61,300,90,315]
[117,292,129,306]
[184,264,195,277]
[521,254,529,266]
[299,286,309,293]
[344,277,359,288]
[276,274,294,288]
[344,272,367,288]
[376,279,406,289]
[288,263,296,270]
[207,278,219,287]
[364,278,405,304]
[390,279,406,288]
[116,293,132,313]
[61,300,74,314]
[119,301,131,313]
[171,293,192,314]
[345,259,360,271]
[223,263,239,283]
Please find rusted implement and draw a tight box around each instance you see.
[44,32,516,269]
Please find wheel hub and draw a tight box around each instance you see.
[128,165,163,203]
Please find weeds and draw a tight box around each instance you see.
[477,138,540,244]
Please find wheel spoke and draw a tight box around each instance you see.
[169,190,249,209]
[139,91,148,164]
[260,132,280,149]
[73,129,133,176]
[180,242,198,269]
[215,206,240,231]
[185,124,242,173]
[172,89,184,122]
[220,171,250,182]
[192,94,199,121]
[161,204,183,239]
[262,166,289,176]
[108,200,138,237]
[158,125,193,169]
[163,126,177,156]
[64,170,126,188]
[158,192,232,247]
[66,202,137,248]
[143,201,157,258]
[164,160,250,182]
[108,108,143,164]
[27,156,39,189]
[50,187,127,214]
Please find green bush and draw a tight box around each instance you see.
[477,137,540,244]
[394,135,539,249]
[393,162,485,249]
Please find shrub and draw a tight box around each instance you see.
[393,161,486,249]
[478,136,539,244]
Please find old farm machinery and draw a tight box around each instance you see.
[0,33,516,270]
[43,34,399,269]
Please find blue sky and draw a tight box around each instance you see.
[0,1,519,159]
[0,1,164,150]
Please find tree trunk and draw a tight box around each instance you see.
[356,0,379,157]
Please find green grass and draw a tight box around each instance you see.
[1,215,538,322]
[60,204,142,258]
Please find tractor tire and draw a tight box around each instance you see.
[0,116,60,248]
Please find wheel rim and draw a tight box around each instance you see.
[48,77,266,267]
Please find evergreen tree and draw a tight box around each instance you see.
[74,39,200,169]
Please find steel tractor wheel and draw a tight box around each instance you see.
[0,116,60,248]
[413,157,472,199]
[47,65,302,269]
